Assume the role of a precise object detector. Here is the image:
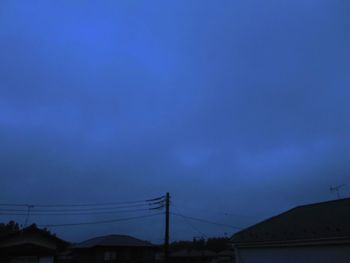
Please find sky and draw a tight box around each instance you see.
[0,0,350,243]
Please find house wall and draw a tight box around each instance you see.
[235,244,350,263]
[0,244,57,263]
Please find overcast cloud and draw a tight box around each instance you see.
[0,0,350,242]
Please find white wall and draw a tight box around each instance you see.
[236,245,350,263]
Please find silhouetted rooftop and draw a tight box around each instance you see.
[74,234,153,248]
[231,197,350,245]
[0,224,68,246]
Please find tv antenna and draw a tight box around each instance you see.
[24,205,34,227]
[329,184,346,199]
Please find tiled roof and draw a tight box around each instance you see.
[75,235,153,248]
[231,198,350,245]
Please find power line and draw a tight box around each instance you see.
[0,201,147,208]
[171,200,254,219]
[0,208,156,216]
[39,213,163,228]
[0,203,162,213]
[171,212,242,230]
[171,203,208,238]
[147,196,166,202]
[224,212,255,218]
[0,195,165,208]
[0,195,165,229]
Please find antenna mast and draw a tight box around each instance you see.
[24,205,34,227]
[330,184,346,199]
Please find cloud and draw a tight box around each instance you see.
[0,0,349,241]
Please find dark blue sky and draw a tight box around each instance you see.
[1,0,350,243]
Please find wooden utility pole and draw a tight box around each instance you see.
[164,192,170,263]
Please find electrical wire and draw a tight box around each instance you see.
[171,203,208,238]
[0,195,165,230]
[171,200,254,219]
[0,195,165,208]
[0,203,163,213]
[39,213,163,228]
[0,208,159,216]
[171,212,242,230]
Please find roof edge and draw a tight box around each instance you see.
[231,197,350,242]
[233,235,350,249]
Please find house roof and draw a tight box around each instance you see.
[21,224,68,245]
[0,224,69,250]
[74,234,153,248]
[231,197,350,246]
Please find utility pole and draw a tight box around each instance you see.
[164,192,170,263]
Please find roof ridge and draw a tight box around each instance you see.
[77,234,153,248]
[230,207,297,239]
[231,197,350,244]
[79,234,132,243]
[294,197,350,209]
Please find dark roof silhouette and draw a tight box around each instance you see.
[0,224,68,244]
[75,234,153,248]
[0,224,69,250]
[23,224,68,245]
[231,197,350,245]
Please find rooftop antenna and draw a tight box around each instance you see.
[329,184,346,200]
[24,205,34,227]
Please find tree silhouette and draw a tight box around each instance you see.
[0,221,20,237]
